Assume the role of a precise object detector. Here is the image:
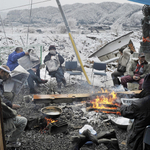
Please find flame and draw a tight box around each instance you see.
[89,91,121,115]
[45,117,58,126]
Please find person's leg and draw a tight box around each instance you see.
[121,75,134,89]
[138,78,144,90]
[35,64,40,78]
[111,71,124,86]
[8,116,27,143]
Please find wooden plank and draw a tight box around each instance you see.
[33,90,142,104]
[117,90,141,94]
[86,107,120,112]
[33,93,91,104]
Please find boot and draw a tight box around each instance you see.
[97,129,116,139]
[70,135,88,150]
[57,83,61,94]
[104,138,120,150]
[82,129,99,145]
[62,78,67,87]
[30,88,40,94]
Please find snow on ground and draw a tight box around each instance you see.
[0,27,142,88]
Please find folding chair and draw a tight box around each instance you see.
[65,61,82,84]
[91,62,107,86]
[143,125,150,150]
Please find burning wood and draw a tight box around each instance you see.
[87,91,121,115]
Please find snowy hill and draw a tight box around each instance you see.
[4,2,143,29]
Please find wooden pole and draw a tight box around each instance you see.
[0,99,6,150]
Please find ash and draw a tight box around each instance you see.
[7,80,128,150]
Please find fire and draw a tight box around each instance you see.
[89,91,121,115]
[45,117,58,126]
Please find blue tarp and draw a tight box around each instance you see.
[128,0,150,5]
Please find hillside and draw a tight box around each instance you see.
[4,2,143,29]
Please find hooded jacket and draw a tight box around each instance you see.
[44,52,64,74]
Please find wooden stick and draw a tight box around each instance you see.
[0,99,6,150]
[86,107,120,112]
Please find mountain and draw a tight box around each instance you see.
[4,2,143,29]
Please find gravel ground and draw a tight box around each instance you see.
[6,79,128,150]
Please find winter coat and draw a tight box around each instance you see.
[120,95,150,150]
[118,47,131,68]
[44,52,64,74]
[1,101,17,133]
[7,51,25,71]
[128,59,149,78]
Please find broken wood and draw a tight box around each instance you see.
[117,90,141,95]
[33,90,142,104]
[86,102,119,108]
[33,93,91,104]
[86,107,120,113]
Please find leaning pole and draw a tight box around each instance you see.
[56,0,91,85]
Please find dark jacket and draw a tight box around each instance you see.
[44,52,64,73]
[120,95,150,150]
[7,51,25,71]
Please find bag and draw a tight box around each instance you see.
[117,64,126,72]
[45,55,60,72]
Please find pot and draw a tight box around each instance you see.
[41,106,62,119]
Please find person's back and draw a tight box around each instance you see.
[121,95,150,150]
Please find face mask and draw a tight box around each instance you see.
[49,50,56,55]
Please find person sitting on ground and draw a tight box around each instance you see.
[0,65,20,109]
[6,47,48,94]
[120,74,150,150]
[0,65,27,148]
[111,46,131,86]
[44,45,66,93]
[121,52,149,91]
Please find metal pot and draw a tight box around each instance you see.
[41,106,62,119]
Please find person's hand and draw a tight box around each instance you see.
[51,56,55,60]
[133,76,140,80]
[32,68,36,72]
[25,52,29,55]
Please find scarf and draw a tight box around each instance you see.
[49,50,56,55]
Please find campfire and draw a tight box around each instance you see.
[86,90,121,115]
[45,117,58,126]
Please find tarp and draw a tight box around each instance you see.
[128,0,150,5]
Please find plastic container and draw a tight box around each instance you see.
[79,124,97,145]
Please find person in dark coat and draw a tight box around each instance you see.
[120,73,150,150]
[0,65,27,148]
[44,45,66,93]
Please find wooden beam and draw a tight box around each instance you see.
[33,90,142,104]
[0,99,6,150]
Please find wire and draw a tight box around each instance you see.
[0,0,52,12]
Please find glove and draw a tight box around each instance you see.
[51,56,55,60]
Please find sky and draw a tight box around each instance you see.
[0,0,142,12]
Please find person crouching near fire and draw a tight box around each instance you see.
[120,73,150,150]
[44,45,66,94]
[0,65,27,148]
